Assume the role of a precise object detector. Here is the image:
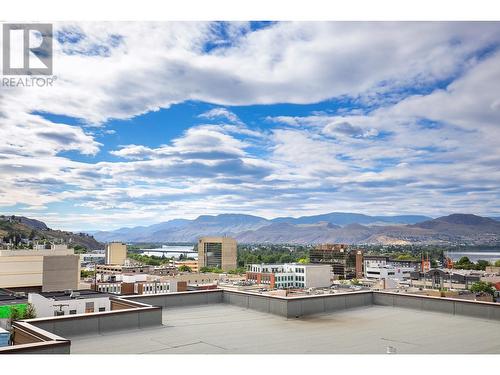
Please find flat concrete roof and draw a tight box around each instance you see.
[70,304,500,354]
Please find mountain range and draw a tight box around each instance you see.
[92,212,500,245]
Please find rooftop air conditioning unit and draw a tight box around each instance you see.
[64,289,73,295]
[14,292,26,298]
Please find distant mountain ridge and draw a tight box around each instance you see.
[92,213,500,245]
[93,212,422,242]
[271,212,431,226]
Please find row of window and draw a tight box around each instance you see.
[142,283,170,294]
[250,267,306,273]
[98,284,121,293]
[276,275,305,282]
[54,304,106,316]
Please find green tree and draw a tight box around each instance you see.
[200,266,223,273]
[455,256,474,270]
[475,260,491,271]
[72,245,87,254]
[456,256,472,265]
[24,303,37,319]
[351,278,360,285]
[470,281,496,296]
[494,260,500,267]
[81,270,95,278]
[9,306,23,321]
[395,254,418,261]
[178,265,192,272]
[227,267,246,274]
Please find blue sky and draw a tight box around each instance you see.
[1,21,500,230]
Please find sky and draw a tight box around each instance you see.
[1,21,500,231]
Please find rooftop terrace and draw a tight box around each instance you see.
[70,303,500,354]
[2,289,500,354]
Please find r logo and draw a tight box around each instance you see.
[2,23,53,75]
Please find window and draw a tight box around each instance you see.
[85,302,94,313]
[99,307,106,312]
[204,242,222,268]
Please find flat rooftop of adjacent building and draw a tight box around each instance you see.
[70,303,500,354]
[38,290,115,301]
[0,289,28,306]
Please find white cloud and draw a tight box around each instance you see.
[198,107,242,124]
[2,22,500,230]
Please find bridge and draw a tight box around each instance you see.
[138,249,197,255]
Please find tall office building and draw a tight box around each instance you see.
[105,242,127,265]
[197,236,237,271]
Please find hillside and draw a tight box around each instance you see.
[93,212,432,243]
[90,212,500,245]
[0,215,103,250]
[237,214,500,245]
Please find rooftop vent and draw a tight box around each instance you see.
[70,291,80,299]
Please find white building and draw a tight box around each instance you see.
[95,274,178,295]
[28,290,111,317]
[246,263,331,289]
[364,256,417,280]
[365,264,413,280]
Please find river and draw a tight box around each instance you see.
[444,250,500,263]
[141,245,197,259]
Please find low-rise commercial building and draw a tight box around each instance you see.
[363,255,421,278]
[94,276,184,295]
[410,268,481,289]
[246,263,331,289]
[0,246,80,292]
[28,290,112,317]
[94,263,178,277]
[96,264,153,275]
[363,255,418,281]
[79,252,105,266]
[365,264,415,280]
[485,266,500,275]
[90,272,221,296]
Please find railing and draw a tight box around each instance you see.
[0,320,70,354]
[0,295,161,354]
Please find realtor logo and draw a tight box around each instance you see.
[2,23,53,75]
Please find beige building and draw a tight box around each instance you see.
[105,242,127,265]
[197,236,237,271]
[0,246,79,292]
